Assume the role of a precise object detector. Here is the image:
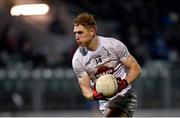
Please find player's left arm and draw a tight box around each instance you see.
[121,54,142,84]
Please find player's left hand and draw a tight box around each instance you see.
[116,78,128,92]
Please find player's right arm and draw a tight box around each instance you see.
[78,74,94,100]
[72,52,105,100]
[78,74,107,101]
[72,54,94,100]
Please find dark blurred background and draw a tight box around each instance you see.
[0,0,180,117]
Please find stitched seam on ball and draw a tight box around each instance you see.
[109,76,116,95]
[111,76,116,92]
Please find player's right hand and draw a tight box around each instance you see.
[92,84,107,101]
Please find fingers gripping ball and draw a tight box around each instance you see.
[96,74,118,98]
[92,87,106,100]
[116,77,129,92]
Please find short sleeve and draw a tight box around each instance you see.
[72,57,87,78]
[110,38,130,61]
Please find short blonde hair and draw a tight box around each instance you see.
[73,13,97,30]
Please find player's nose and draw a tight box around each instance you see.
[75,34,80,40]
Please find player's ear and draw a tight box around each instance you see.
[90,28,96,37]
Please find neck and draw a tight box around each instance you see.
[87,36,99,51]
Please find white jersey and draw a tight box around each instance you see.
[72,36,131,94]
[72,36,133,112]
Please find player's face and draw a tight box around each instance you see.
[73,25,94,46]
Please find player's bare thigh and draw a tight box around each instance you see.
[103,108,128,117]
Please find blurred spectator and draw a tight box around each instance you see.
[49,10,66,35]
[18,32,47,68]
[0,0,180,68]
[149,36,170,60]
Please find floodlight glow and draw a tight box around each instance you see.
[11,4,49,16]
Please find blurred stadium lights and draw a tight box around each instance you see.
[31,69,42,79]
[42,69,53,79]
[7,69,17,79]
[53,69,64,79]
[19,69,30,79]
[10,3,50,16]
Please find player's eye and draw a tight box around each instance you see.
[77,31,83,34]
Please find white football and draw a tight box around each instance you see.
[96,74,118,98]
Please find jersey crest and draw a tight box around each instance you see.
[95,66,114,78]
